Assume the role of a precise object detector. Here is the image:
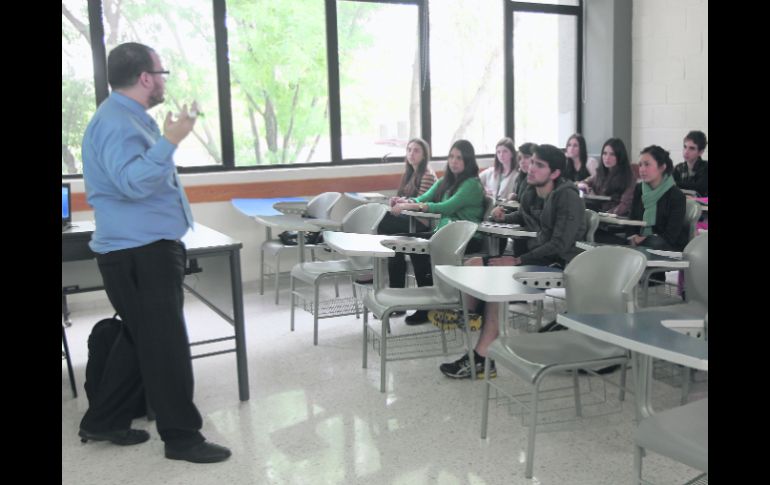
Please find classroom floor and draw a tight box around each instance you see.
[62,276,707,485]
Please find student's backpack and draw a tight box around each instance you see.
[84,315,146,418]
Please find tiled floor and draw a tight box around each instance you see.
[62,278,707,485]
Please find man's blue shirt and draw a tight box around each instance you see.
[82,92,189,253]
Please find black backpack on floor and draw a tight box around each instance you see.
[84,315,146,418]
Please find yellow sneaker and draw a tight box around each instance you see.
[428,310,482,331]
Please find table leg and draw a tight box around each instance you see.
[229,249,250,401]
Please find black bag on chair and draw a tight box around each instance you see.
[278,231,323,245]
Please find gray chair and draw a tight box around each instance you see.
[634,397,708,484]
[639,232,707,403]
[362,221,479,392]
[289,203,388,345]
[481,246,646,478]
[260,192,341,304]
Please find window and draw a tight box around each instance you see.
[107,0,222,167]
[337,1,420,160]
[508,2,582,147]
[62,0,97,175]
[228,0,330,166]
[62,0,584,175]
[429,0,503,156]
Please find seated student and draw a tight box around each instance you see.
[436,144,586,379]
[672,130,708,197]
[388,139,485,325]
[479,137,519,200]
[377,138,437,235]
[627,145,688,252]
[578,138,635,216]
[509,142,536,202]
[563,133,598,182]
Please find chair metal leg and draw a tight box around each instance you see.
[351,277,360,319]
[462,298,477,379]
[619,361,628,402]
[480,359,491,438]
[681,367,692,405]
[313,282,320,346]
[259,245,265,295]
[62,325,77,398]
[380,314,388,392]
[362,309,369,369]
[334,278,339,297]
[290,276,296,332]
[525,382,542,479]
[274,256,281,305]
[573,372,583,417]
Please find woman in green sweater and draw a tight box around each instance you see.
[389,139,485,324]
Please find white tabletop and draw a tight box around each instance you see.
[498,200,520,209]
[322,231,405,257]
[556,311,707,370]
[583,194,612,201]
[478,222,536,238]
[576,242,689,269]
[597,214,647,226]
[434,265,557,303]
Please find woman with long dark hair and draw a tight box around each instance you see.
[388,139,485,324]
[377,138,437,234]
[578,138,635,216]
[563,133,598,182]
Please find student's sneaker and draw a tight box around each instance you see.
[439,352,496,379]
[428,310,483,331]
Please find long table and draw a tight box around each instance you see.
[62,221,250,401]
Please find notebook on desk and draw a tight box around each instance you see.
[62,183,72,231]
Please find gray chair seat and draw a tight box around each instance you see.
[635,397,708,473]
[489,332,627,383]
[363,287,459,318]
[291,259,370,285]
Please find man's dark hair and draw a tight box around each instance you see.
[684,130,708,151]
[533,144,566,174]
[641,145,674,175]
[107,42,156,90]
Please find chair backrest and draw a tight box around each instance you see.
[341,203,388,234]
[306,192,342,219]
[343,203,389,269]
[583,209,600,242]
[428,221,479,298]
[328,192,367,222]
[564,246,646,314]
[682,232,708,308]
[684,198,702,241]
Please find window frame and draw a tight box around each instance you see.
[63,0,584,178]
[505,1,583,142]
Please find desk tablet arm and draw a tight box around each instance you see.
[513,272,564,289]
[380,237,430,254]
[273,201,308,216]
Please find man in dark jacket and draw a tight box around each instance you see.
[437,144,586,379]
[673,130,708,197]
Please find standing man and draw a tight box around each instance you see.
[79,42,230,463]
[673,130,708,197]
[436,144,585,379]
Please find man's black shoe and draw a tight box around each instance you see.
[165,441,232,464]
[79,428,150,446]
[405,310,430,325]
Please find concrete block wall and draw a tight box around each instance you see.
[631,0,708,161]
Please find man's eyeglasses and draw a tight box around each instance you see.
[146,70,170,77]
